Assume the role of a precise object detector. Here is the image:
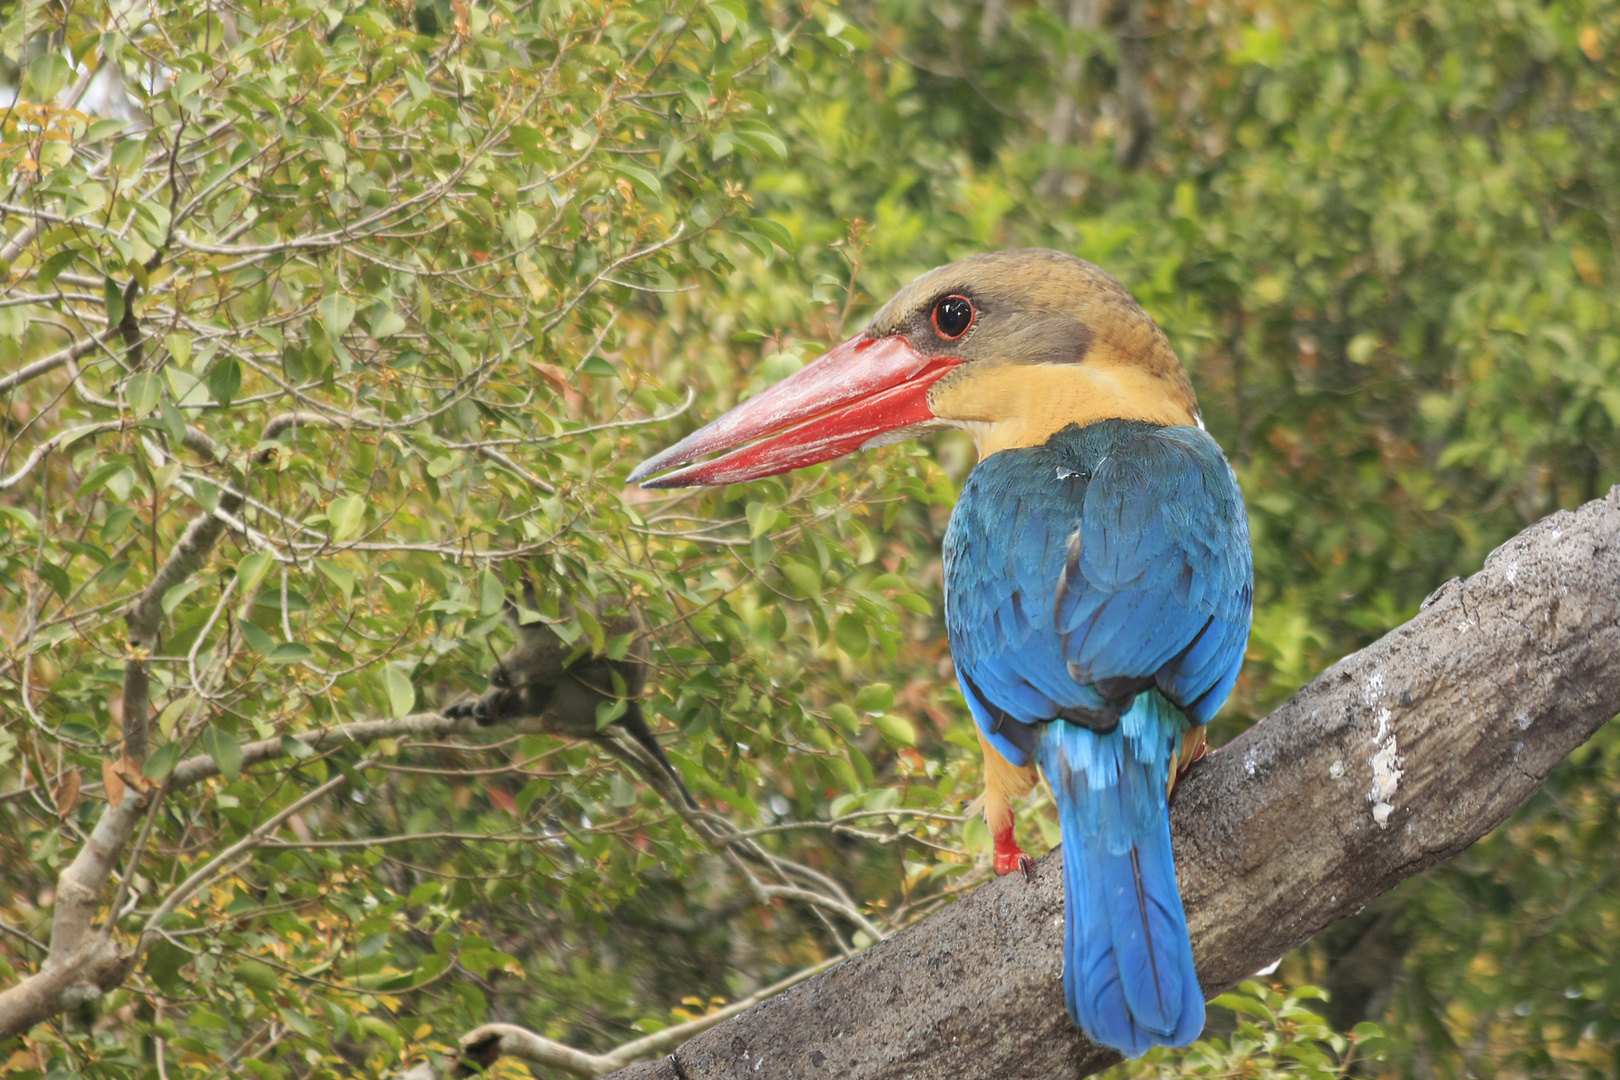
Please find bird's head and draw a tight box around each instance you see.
[629,248,1200,488]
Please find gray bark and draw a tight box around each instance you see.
[606,485,1620,1080]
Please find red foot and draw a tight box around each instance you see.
[992,826,1033,881]
[1177,739,1208,782]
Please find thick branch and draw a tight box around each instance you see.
[1,435,254,1038]
[603,486,1620,1080]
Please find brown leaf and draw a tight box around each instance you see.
[53,767,82,818]
[529,361,570,394]
[484,784,517,816]
[527,361,584,417]
[102,758,126,810]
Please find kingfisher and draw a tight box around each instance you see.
[629,249,1253,1057]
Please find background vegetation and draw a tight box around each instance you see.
[0,0,1615,1076]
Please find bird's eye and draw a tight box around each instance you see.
[932,295,975,341]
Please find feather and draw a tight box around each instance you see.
[942,418,1251,1055]
[1042,695,1206,1057]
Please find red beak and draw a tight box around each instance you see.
[629,334,960,488]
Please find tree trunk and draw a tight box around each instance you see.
[604,485,1620,1080]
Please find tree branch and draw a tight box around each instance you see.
[595,486,1620,1080]
[393,960,840,1080]
[1112,0,1153,169]
[121,473,246,769]
[1,420,265,1038]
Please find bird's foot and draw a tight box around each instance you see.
[1175,738,1209,785]
[992,826,1032,881]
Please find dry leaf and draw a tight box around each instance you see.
[102,758,126,810]
[527,361,584,417]
[53,767,82,818]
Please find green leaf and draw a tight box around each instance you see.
[25,53,73,102]
[236,619,277,656]
[206,356,241,407]
[104,276,127,328]
[871,714,916,747]
[746,501,779,539]
[99,507,135,542]
[327,495,366,541]
[268,642,313,665]
[834,613,869,658]
[384,666,416,718]
[145,939,192,996]
[158,397,188,445]
[427,452,462,477]
[507,208,537,242]
[125,372,161,416]
[0,506,40,534]
[854,683,894,713]
[157,696,192,740]
[279,1007,315,1038]
[144,742,181,781]
[315,558,357,601]
[319,294,356,337]
[234,959,280,993]
[747,217,795,251]
[1212,991,1276,1020]
[37,249,80,293]
[827,703,860,735]
[77,462,130,498]
[575,606,605,653]
[165,333,192,368]
[746,130,788,161]
[781,561,821,600]
[596,698,629,730]
[203,727,244,781]
[237,551,274,594]
[36,560,70,599]
[371,309,407,338]
[479,569,506,616]
[93,559,132,590]
[615,165,662,199]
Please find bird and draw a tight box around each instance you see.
[629,248,1253,1057]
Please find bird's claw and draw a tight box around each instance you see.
[992,826,1032,881]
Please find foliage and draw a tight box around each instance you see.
[0,0,1616,1075]
[1122,982,1385,1080]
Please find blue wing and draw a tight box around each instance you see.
[1056,424,1252,726]
[942,420,1252,767]
[942,419,1252,1056]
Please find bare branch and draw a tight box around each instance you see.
[449,959,839,1078]
[0,422,126,492]
[0,328,123,397]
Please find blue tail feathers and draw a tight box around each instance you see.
[1038,691,1204,1058]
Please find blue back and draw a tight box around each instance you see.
[942,419,1252,1056]
[943,420,1252,767]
